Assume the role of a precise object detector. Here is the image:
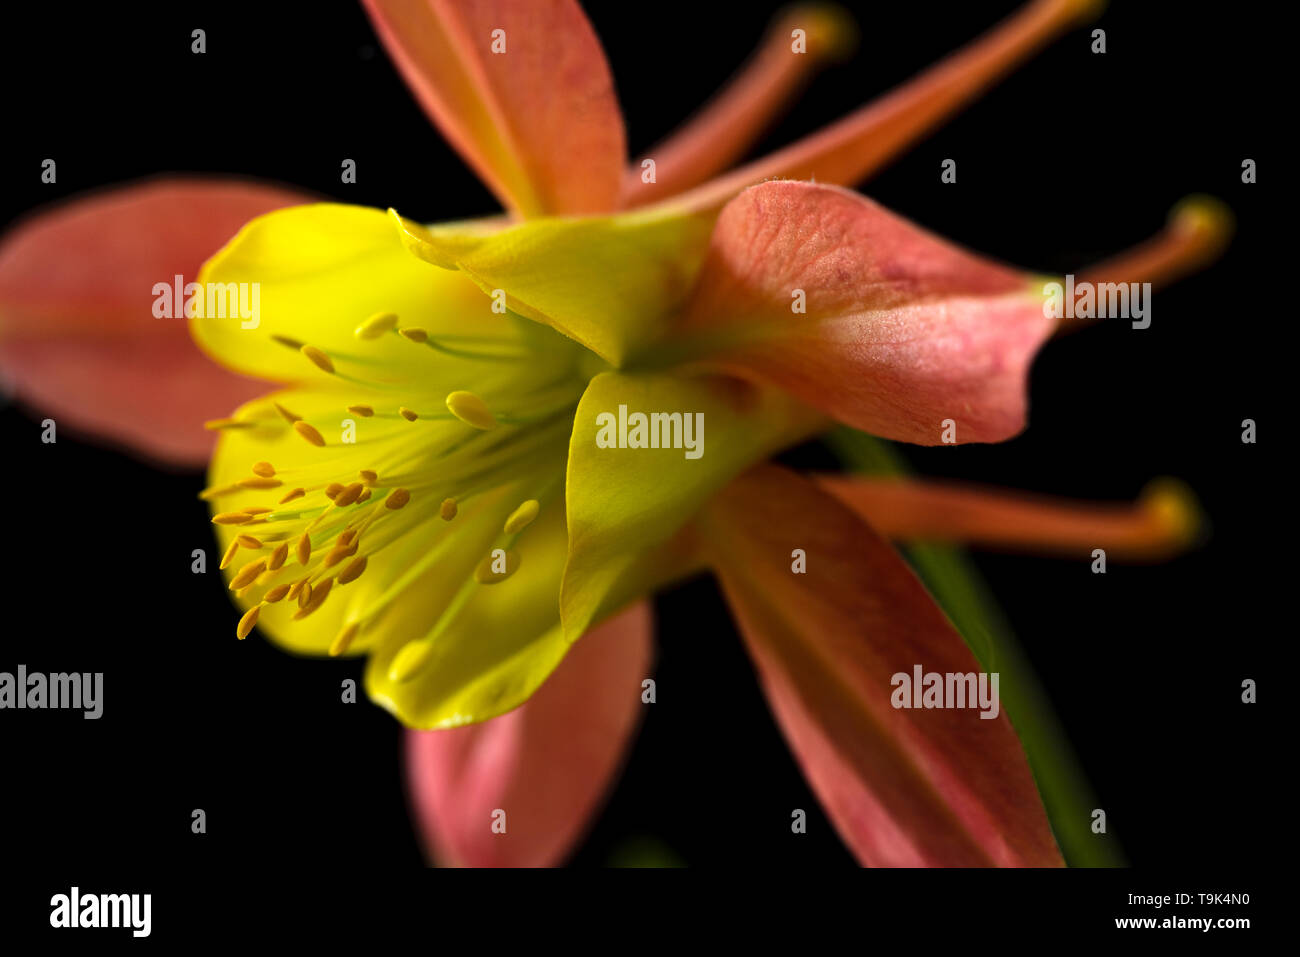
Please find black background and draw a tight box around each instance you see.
[0,0,1281,898]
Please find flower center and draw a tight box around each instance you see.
[202,312,585,660]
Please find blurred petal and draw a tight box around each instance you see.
[561,370,821,641]
[622,3,854,207]
[1058,196,1233,335]
[676,181,1051,445]
[672,0,1100,212]
[362,0,625,216]
[0,178,311,465]
[702,464,1062,866]
[818,474,1204,560]
[406,600,653,867]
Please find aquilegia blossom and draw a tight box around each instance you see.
[0,0,1228,867]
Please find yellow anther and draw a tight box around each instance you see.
[264,583,291,603]
[268,542,289,571]
[439,498,458,521]
[296,533,311,566]
[242,507,272,515]
[325,542,359,567]
[324,482,344,499]
[213,511,254,526]
[355,311,399,339]
[301,344,335,374]
[329,622,360,657]
[293,578,333,619]
[204,417,256,431]
[236,534,263,549]
[348,404,375,417]
[335,482,365,507]
[445,391,497,430]
[238,476,283,490]
[338,528,358,548]
[199,483,241,501]
[236,604,261,640]
[252,462,276,478]
[337,555,368,585]
[230,558,267,591]
[279,487,305,504]
[399,327,429,343]
[504,499,540,535]
[272,335,305,351]
[287,577,309,602]
[293,421,326,447]
[357,489,373,503]
[297,580,314,608]
[274,402,302,423]
[399,407,419,422]
[220,540,240,570]
[385,488,411,510]
[474,548,520,584]
[359,470,378,485]
[389,640,434,682]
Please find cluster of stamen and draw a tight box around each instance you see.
[203,311,571,673]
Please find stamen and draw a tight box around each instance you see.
[204,417,256,431]
[274,402,302,424]
[297,580,314,608]
[503,499,540,534]
[268,543,289,571]
[264,584,291,603]
[400,327,430,343]
[474,548,520,584]
[252,462,276,477]
[220,540,240,570]
[294,421,327,447]
[359,470,378,485]
[293,578,333,619]
[272,335,305,351]
[242,507,273,515]
[348,404,375,417]
[230,559,267,591]
[355,312,399,339]
[399,407,419,422]
[213,511,254,526]
[329,622,360,656]
[334,482,365,507]
[279,487,306,504]
[439,498,457,520]
[236,604,261,640]
[445,391,497,430]
[325,542,359,567]
[301,344,336,374]
[296,533,312,566]
[337,555,368,585]
[389,640,434,682]
[238,476,283,490]
[236,534,263,549]
[325,482,344,499]
[386,489,411,510]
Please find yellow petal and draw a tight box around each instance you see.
[192,203,510,383]
[560,370,824,642]
[389,205,716,366]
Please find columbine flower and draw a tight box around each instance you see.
[0,0,1230,867]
